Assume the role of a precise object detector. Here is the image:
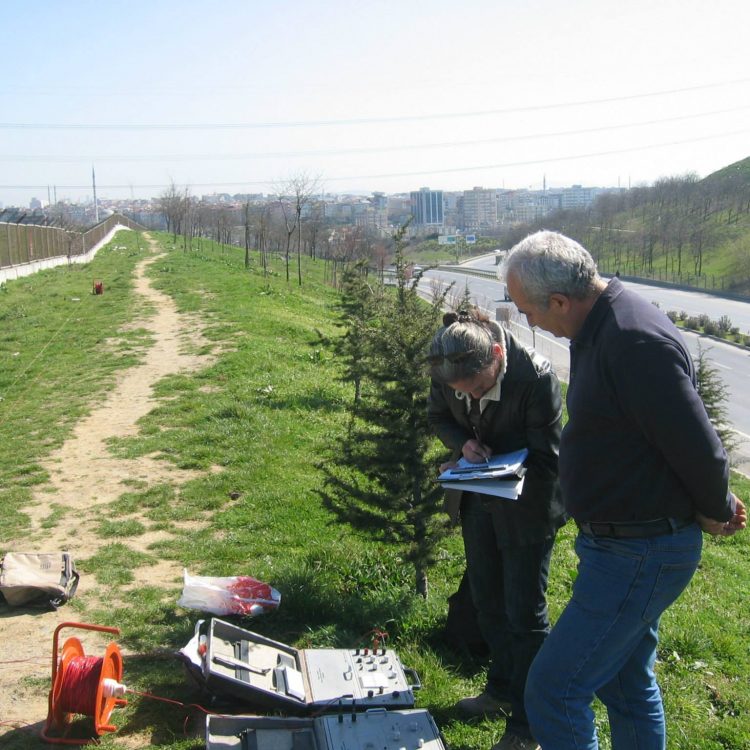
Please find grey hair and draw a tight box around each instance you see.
[428,315,501,384]
[503,231,600,307]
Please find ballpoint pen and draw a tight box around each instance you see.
[472,425,489,464]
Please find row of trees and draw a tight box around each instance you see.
[503,162,750,293]
[155,177,391,286]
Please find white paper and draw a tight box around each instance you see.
[438,448,528,482]
[440,475,525,500]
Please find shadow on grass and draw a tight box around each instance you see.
[227,561,418,650]
[423,622,491,681]
[263,388,347,414]
[106,653,205,748]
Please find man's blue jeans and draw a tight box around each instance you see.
[461,493,555,740]
[525,523,703,749]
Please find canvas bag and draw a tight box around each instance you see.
[0,552,79,608]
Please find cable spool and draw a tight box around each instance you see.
[42,622,128,746]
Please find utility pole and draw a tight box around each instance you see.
[92,165,99,223]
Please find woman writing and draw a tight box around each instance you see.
[427,309,565,750]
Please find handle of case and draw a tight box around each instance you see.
[403,667,422,690]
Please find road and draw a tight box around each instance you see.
[421,257,750,475]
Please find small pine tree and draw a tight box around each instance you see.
[695,342,738,459]
[331,260,382,409]
[320,227,451,597]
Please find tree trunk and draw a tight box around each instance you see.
[415,568,428,598]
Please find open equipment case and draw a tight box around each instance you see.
[205,708,446,750]
[182,618,421,713]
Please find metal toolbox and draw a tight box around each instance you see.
[205,708,445,750]
[182,618,421,713]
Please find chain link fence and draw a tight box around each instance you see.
[0,213,144,271]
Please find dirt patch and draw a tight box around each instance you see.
[0,234,218,739]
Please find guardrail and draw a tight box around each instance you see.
[0,213,144,271]
[435,264,498,280]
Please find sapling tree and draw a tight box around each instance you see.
[695,342,738,459]
[330,259,382,411]
[320,226,451,597]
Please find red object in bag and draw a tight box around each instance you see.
[225,577,279,615]
[177,570,281,616]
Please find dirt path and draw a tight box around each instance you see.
[0,233,217,741]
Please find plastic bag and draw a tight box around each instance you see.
[177,569,281,616]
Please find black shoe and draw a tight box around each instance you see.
[491,732,540,750]
[454,690,512,718]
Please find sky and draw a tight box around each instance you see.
[1,0,749,207]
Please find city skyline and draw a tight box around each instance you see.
[2,0,749,207]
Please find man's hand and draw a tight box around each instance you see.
[696,495,747,536]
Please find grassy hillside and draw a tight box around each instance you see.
[519,156,750,296]
[1,232,749,749]
[406,236,501,265]
[703,155,750,190]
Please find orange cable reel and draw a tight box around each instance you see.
[42,622,128,745]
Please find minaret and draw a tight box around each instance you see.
[92,165,99,222]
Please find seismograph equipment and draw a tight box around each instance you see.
[180,618,421,713]
[205,707,446,750]
[41,622,127,745]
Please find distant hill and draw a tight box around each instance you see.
[702,156,750,189]
[495,156,750,297]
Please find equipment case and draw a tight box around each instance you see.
[183,618,420,713]
[205,708,445,750]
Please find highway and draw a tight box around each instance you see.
[421,256,750,475]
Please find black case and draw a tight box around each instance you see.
[205,708,445,750]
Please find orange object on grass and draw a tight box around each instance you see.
[42,622,126,745]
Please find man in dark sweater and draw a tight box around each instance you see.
[503,231,746,750]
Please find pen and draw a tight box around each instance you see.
[472,426,489,464]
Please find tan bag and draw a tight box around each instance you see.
[0,552,79,609]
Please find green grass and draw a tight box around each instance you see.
[1,231,748,749]
[0,230,152,542]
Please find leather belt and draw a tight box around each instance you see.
[577,517,694,539]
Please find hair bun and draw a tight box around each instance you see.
[442,311,459,326]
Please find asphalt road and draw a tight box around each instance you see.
[421,259,750,475]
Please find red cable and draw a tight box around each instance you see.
[58,656,104,717]
[51,652,223,740]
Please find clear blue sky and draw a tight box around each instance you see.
[2,0,749,206]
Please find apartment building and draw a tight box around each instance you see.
[410,187,444,230]
[460,186,497,231]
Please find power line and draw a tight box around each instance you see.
[1,78,749,131]
[2,105,748,164]
[1,128,747,192]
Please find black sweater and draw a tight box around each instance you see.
[562,278,733,523]
[428,329,566,546]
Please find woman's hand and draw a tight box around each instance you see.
[462,439,490,463]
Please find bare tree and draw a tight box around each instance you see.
[302,202,324,260]
[275,173,320,285]
[157,181,187,240]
